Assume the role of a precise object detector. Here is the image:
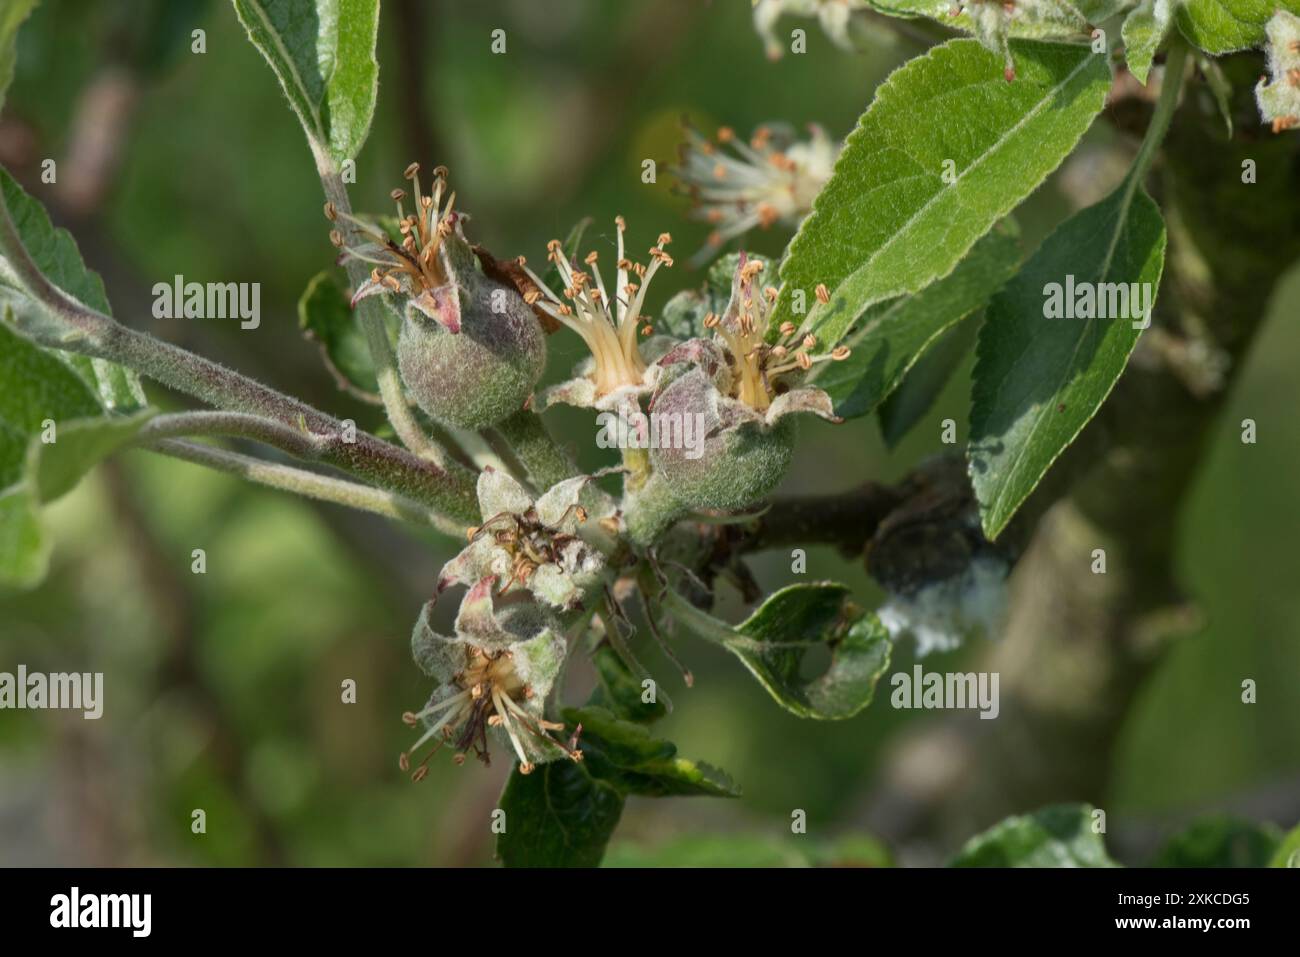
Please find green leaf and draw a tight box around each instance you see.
[27,408,156,504]
[878,311,981,448]
[0,169,145,412]
[1269,823,1300,868]
[0,320,103,588]
[497,759,625,868]
[0,321,151,588]
[0,0,37,111]
[564,706,740,798]
[771,39,1110,350]
[1175,0,1298,55]
[1153,816,1282,867]
[666,582,893,720]
[298,269,378,398]
[496,706,737,867]
[808,225,1021,420]
[231,0,380,167]
[951,804,1119,867]
[0,486,45,589]
[1123,0,1174,86]
[0,321,101,488]
[587,642,668,723]
[969,172,1167,539]
[56,356,145,417]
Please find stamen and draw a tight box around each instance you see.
[492,686,534,770]
[333,208,389,243]
[402,698,467,764]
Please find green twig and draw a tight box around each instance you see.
[146,438,463,536]
[138,411,326,456]
[1131,37,1189,187]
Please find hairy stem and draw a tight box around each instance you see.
[1129,36,1188,184]
[0,189,479,524]
[138,411,328,457]
[137,410,482,490]
[146,439,463,535]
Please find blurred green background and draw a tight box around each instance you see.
[0,0,1296,866]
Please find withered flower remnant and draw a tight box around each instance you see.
[327,164,545,429]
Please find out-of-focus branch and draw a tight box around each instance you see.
[57,65,139,217]
[394,0,444,167]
